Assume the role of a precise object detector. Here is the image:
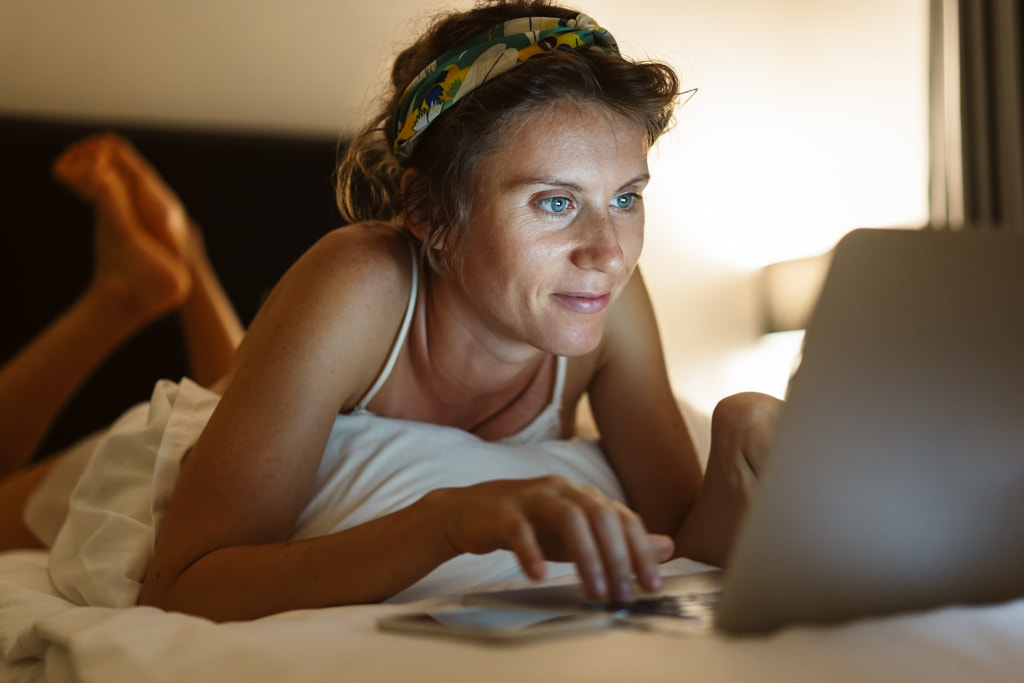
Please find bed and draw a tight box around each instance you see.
[5,384,1024,683]
[4,118,1024,682]
[3,549,1024,682]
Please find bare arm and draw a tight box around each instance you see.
[673,391,782,566]
[139,227,413,618]
[587,269,703,538]
[145,491,459,621]
[589,270,783,567]
[142,471,670,621]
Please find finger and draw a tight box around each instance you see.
[544,483,639,602]
[559,484,648,602]
[619,512,665,594]
[542,499,608,600]
[648,533,675,562]
[501,515,548,582]
[586,504,636,602]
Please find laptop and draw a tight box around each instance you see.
[466,227,1024,635]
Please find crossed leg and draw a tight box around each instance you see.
[55,135,243,388]
[0,136,244,549]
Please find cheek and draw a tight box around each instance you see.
[622,224,645,269]
[630,228,645,258]
[466,238,541,301]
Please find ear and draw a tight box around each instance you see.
[400,168,431,241]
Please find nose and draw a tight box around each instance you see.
[570,212,625,274]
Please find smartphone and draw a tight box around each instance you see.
[377,606,614,642]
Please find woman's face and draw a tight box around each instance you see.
[452,101,649,358]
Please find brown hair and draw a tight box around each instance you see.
[335,0,680,274]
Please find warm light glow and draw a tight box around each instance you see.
[586,0,931,413]
[760,253,833,334]
[641,1,930,270]
[723,330,806,399]
[669,331,806,415]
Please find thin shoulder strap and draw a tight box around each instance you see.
[352,245,419,412]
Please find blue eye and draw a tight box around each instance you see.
[539,196,571,213]
[614,193,639,209]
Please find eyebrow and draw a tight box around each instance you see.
[507,173,651,193]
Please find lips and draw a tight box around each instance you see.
[552,292,611,314]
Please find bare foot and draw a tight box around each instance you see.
[55,135,199,265]
[52,136,109,201]
[105,136,199,264]
[88,156,192,329]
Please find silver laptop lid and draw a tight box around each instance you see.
[716,227,1024,634]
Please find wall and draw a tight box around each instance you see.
[0,0,929,411]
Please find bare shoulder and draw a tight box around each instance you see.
[297,221,413,292]
[226,222,416,409]
[269,221,412,313]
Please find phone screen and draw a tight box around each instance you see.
[378,606,613,642]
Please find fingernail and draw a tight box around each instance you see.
[590,574,607,599]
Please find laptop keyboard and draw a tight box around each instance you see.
[599,588,722,621]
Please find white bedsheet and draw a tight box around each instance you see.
[4,550,1024,683]
[15,381,1024,681]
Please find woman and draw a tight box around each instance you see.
[16,0,783,621]
[135,0,782,621]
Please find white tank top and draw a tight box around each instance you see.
[350,247,565,444]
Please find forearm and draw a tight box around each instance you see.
[139,492,456,622]
[672,450,747,567]
[672,392,782,567]
[0,289,136,475]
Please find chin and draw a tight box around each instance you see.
[546,324,605,357]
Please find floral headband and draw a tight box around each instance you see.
[391,14,620,167]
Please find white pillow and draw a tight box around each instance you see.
[48,379,635,607]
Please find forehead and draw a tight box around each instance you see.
[476,101,649,189]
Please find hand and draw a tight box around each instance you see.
[431,475,673,602]
[674,391,784,566]
[712,391,783,499]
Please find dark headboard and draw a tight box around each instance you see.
[0,116,342,458]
